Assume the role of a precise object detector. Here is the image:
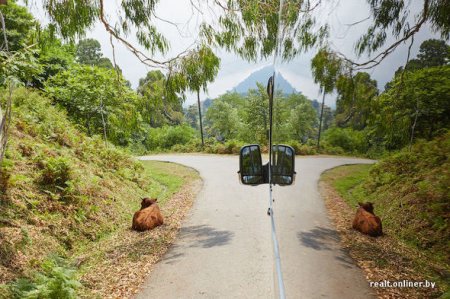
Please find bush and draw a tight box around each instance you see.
[322,127,368,154]
[39,156,72,187]
[144,124,196,151]
[9,256,81,299]
[286,141,317,155]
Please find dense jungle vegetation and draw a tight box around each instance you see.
[0,0,448,298]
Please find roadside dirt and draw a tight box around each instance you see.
[79,179,202,299]
[319,180,444,299]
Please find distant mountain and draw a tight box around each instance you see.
[231,65,298,94]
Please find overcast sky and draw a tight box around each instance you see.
[26,0,440,107]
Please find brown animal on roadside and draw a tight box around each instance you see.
[352,202,383,237]
[132,198,164,231]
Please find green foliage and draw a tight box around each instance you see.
[371,66,450,149]
[9,256,81,299]
[171,138,246,155]
[310,47,342,94]
[201,0,329,61]
[76,38,102,65]
[286,96,318,142]
[39,156,72,188]
[322,127,369,154]
[416,39,450,68]
[362,133,449,260]
[240,83,270,144]
[181,45,220,94]
[144,124,197,151]
[44,64,142,146]
[0,46,42,87]
[205,99,241,140]
[357,1,450,56]
[286,141,317,155]
[137,70,184,127]
[335,72,378,130]
[34,29,76,86]
[391,39,450,82]
[0,1,36,52]
[196,89,319,149]
[76,38,114,70]
[43,0,98,40]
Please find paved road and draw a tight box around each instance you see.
[137,155,376,299]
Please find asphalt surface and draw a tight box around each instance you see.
[136,155,376,299]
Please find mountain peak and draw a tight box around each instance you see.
[231,65,298,94]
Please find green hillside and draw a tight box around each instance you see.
[0,88,199,298]
[322,132,450,297]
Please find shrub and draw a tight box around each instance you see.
[39,156,72,187]
[286,141,317,155]
[322,127,368,154]
[9,256,81,299]
[144,124,196,151]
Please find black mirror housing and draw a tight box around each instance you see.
[239,144,265,185]
[238,144,296,186]
[271,144,296,186]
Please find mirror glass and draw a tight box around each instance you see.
[239,145,264,185]
[272,145,295,185]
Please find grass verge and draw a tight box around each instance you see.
[320,164,448,299]
[75,160,201,298]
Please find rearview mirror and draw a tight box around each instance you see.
[272,145,296,186]
[239,144,296,186]
[238,145,264,185]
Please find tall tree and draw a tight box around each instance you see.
[335,72,378,130]
[311,47,341,150]
[137,70,184,127]
[241,83,270,144]
[371,66,450,149]
[44,65,141,145]
[0,1,35,52]
[417,39,450,68]
[205,100,241,140]
[172,45,220,146]
[391,39,450,80]
[76,38,102,65]
[287,99,318,143]
[76,38,115,69]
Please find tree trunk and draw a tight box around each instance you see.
[197,90,204,147]
[316,91,326,152]
[99,99,107,146]
[409,103,419,151]
[0,83,13,165]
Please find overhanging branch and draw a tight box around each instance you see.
[99,0,195,69]
[336,0,429,71]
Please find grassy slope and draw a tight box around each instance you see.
[321,133,449,298]
[0,88,199,298]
